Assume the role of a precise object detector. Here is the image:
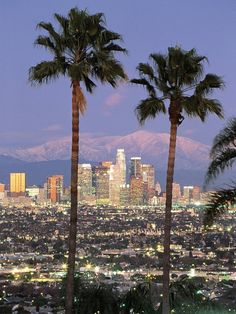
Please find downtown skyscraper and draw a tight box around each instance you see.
[10,173,26,196]
[109,149,126,205]
[47,175,64,203]
[78,164,92,202]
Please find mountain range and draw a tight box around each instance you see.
[0,130,212,187]
[0,130,210,169]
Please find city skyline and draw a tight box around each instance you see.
[0,148,204,207]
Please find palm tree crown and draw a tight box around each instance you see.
[204,118,236,226]
[29,7,127,111]
[131,46,224,124]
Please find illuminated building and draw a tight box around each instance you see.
[0,183,5,192]
[192,185,201,201]
[130,157,142,180]
[109,149,126,205]
[116,149,126,185]
[26,185,40,199]
[109,164,120,205]
[130,176,143,205]
[120,184,130,206]
[142,164,155,200]
[172,182,181,201]
[47,175,63,203]
[183,186,193,203]
[78,164,92,201]
[155,182,161,195]
[95,163,111,204]
[10,173,26,196]
[101,161,112,168]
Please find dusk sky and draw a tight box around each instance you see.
[1,0,236,148]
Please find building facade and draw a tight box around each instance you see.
[95,164,111,204]
[78,164,92,202]
[47,175,64,203]
[10,173,26,196]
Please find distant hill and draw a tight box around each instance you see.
[0,130,209,169]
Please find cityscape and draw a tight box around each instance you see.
[0,148,205,207]
[1,1,236,314]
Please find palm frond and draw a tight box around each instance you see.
[182,96,223,122]
[204,147,236,185]
[210,118,236,158]
[150,53,167,80]
[54,13,69,36]
[167,47,205,87]
[37,22,61,42]
[135,97,166,125]
[82,75,96,93]
[137,62,155,81]
[203,186,236,227]
[91,51,127,87]
[195,74,224,97]
[29,60,66,84]
[130,78,156,97]
[103,42,127,53]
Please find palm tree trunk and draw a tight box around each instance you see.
[162,121,178,314]
[65,82,80,314]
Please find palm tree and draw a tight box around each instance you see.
[131,46,224,314]
[204,118,236,226]
[29,7,126,313]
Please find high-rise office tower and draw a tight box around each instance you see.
[130,157,142,180]
[109,164,120,205]
[142,164,155,200]
[120,184,130,206]
[116,149,126,185]
[10,173,26,196]
[95,163,111,204]
[155,182,161,195]
[78,164,92,201]
[109,149,126,205]
[172,182,181,200]
[130,176,144,205]
[142,164,155,189]
[192,186,201,201]
[47,175,63,203]
[183,186,193,202]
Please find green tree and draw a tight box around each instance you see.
[121,283,157,314]
[131,46,224,313]
[29,7,126,313]
[204,118,236,226]
[79,285,119,314]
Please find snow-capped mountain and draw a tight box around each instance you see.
[0,130,210,170]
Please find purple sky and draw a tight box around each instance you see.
[0,0,236,148]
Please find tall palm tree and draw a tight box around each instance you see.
[29,7,126,313]
[204,118,236,226]
[131,46,224,314]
